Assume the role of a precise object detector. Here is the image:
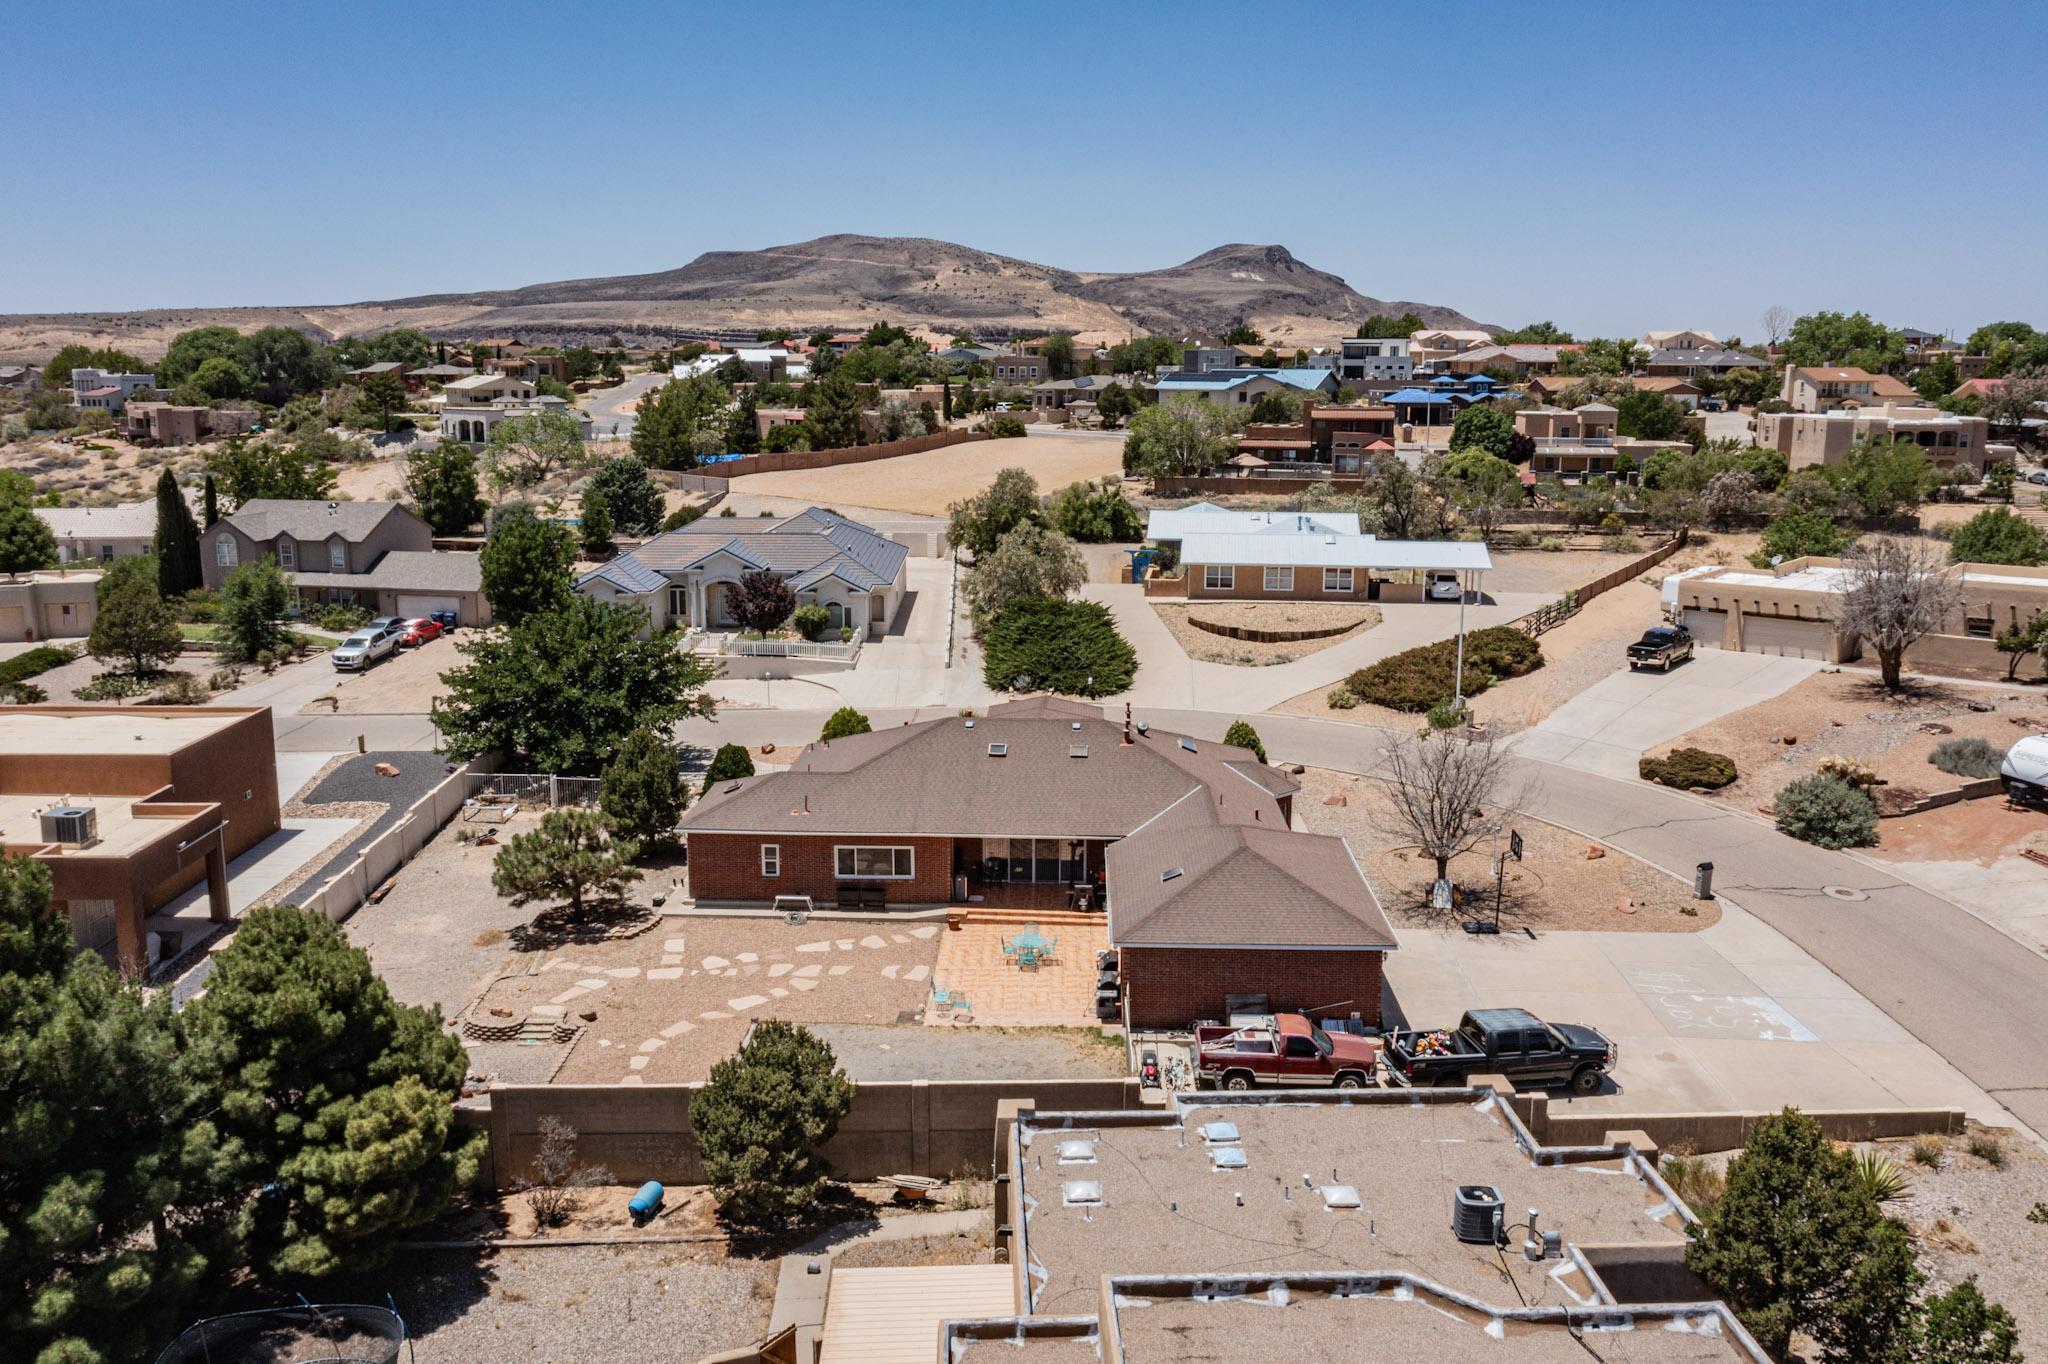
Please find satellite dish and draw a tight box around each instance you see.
[1770,555,1784,566]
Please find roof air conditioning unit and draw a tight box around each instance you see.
[1453,1184,1505,1244]
[41,805,99,850]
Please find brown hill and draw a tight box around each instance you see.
[0,235,1488,360]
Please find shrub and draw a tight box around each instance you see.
[984,415,1027,438]
[1773,774,1878,849]
[1639,748,1738,790]
[1909,1136,1944,1167]
[980,598,1136,697]
[0,681,47,704]
[1538,536,1566,552]
[0,644,77,688]
[1966,1133,2006,1168]
[792,604,831,641]
[1851,1150,1908,1204]
[659,502,708,532]
[1660,1152,1726,1214]
[1344,626,1542,713]
[1222,720,1265,762]
[1326,686,1357,709]
[1605,530,1644,553]
[1508,528,1538,548]
[311,602,372,632]
[820,706,872,741]
[691,1020,853,1226]
[700,741,756,795]
[1423,701,1462,731]
[145,672,211,705]
[1929,736,2002,779]
[207,666,241,690]
[74,673,154,701]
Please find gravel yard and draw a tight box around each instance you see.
[1296,768,1713,933]
[728,433,1123,516]
[1648,671,2044,814]
[805,1023,1125,1081]
[1151,600,1378,665]
[475,914,945,1085]
[298,751,453,887]
[13,648,224,704]
[360,1248,771,1364]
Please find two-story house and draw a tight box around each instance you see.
[70,367,157,413]
[1781,366,1918,412]
[437,372,591,444]
[1334,336,1413,383]
[989,353,1048,385]
[203,500,493,624]
[1642,329,1721,351]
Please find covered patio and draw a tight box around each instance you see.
[951,835,1110,911]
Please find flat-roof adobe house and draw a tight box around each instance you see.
[0,706,280,973]
[579,507,907,637]
[1752,404,1991,475]
[678,696,1395,1028]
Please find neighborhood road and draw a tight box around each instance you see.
[673,703,2048,1140]
[582,370,667,439]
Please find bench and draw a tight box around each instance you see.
[837,884,887,910]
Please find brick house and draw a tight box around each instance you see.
[678,697,1396,1027]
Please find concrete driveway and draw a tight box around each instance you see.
[1386,904,2001,1122]
[1510,649,1821,778]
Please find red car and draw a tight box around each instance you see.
[399,617,443,647]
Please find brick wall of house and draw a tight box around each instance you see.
[686,832,956,907]
[1119,945,1384,1029]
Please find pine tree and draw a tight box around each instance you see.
[89,564,183,676]
[941,376,953,422]
[701,742,756,795]
[201,472,219,529]
[491,808,642,914]
[600,727,689,846]
[727,389,761,454]
[690,1020,853,1225]
[183,905,477,1278]
[1,856,220,1362]
[154,468,203,597]
[580,487,615,558]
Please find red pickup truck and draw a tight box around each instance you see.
[1194,1014,1381,1090]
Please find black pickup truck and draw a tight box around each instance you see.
[1627,624,1695,672]
[1384,1008,1615,1095]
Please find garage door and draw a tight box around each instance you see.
[395,594,461,622]
[0,605,23,640]
[1743,615,1831,659]
[1681,609,1725,648]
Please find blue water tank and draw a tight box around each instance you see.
[629,1181,665,1222]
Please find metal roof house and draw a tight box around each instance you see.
[1171,515,1492,604]
[578,507,909,639]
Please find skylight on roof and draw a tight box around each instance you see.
[1057,1139,1096,1164]
[1062,1180,1103,1207]
[1069,745,1088,759]
[1199,1121,1240,1144]
[722,782,742,794]
[1179,738,1198,752]
[987,743,1008,757]
[1211,1147,1249,1171]
[1161,867,1183,882]
[1321,1185,1362,1210]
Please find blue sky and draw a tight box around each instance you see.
[5,2,2045,340]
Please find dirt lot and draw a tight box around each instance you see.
[1,433,195,504]
[1648,671,2044,814]
[1296,768,1715,933]
[473,913,944,1085]
[315,632,459,713]
[1151,600,1378,665]
[728,432,1123,516]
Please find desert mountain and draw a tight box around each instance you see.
[0,235,1487,360]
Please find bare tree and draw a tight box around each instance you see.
[1762,305,1791,349]
[1835,536,1962,691]
[520,1116,614,1228]
[1375,728,1536,882]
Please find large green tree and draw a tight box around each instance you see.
[585,455,666,535]
[0,856,223,1364]
[438,595,718,774]
[153,467,203,596]
[204,437,339,511]
[482,409,585,490]
[600,728,690,847]
[947,467,1043,559]
[1614,389,1691,440]
[690,1021,853,1225]
[89,565,182,677]
[963,523,1087,624]
[234,326,337,404]
[1948,506,2048,565]
[478,509,576,627]
[41,344,146,388]
[491,807,642,913]
[1832,436,1933,518]
[1122,398,1235,477]
[700,742,756,794]
[157,325,244,386]
[803,372,864,450]
[215,556,294,662]
[185,905,478,1278]
[1449,403,1516,458]
[632,376,729,470]
[403,443,486,535]
[0,500,58,578]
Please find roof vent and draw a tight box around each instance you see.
[1135,721,1149,736]
[1453,1185,1505,1244]
[1210,1147,1249,1171]
[1057,1139,1096,1164]
[722,782,743,794]
[1062,1180,1103,1207]
[987,743,1008,757]
[1069,745,1088,759]
[964,719,975,728]
[1071,721,1083,730]
[1179,738,1197,753]
[1321,1185,1362,1210]
[1198,1121,1240,1144]
[1160,867,1183,882]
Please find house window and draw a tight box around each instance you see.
[1263,566,1293,592]
[328,542,345,572]
[761,844,780,878]
[1324,568,1354,593]
[215,534,238,568]
[669,586,690,619]
[1204,566,1234,591]
[276,538,296,569]
[835,846,914,880]
[98,544,114,562]
[995,837,1083,884]
[1966,616,1994,639]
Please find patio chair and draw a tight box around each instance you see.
[929,985,955,1016]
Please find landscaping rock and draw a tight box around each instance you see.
[374,762,401,776]
[1323,794,1347,806]
[1584,844,1605,860]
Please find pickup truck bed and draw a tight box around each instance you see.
[1383,1008,1614,1095]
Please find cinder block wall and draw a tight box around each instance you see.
[487,1077,1144,1188]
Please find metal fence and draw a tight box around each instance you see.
[155,1303,408,1364]
[464,773,602,808]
